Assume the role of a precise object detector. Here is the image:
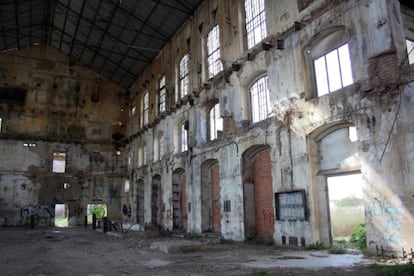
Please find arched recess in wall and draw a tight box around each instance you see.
[172,168,187,230]
[200,159,221,233]
[240,70,267,124]
[307,121,361,245]
[151,174,162,226]
[242,144,274,239]
[136,178,145,224]
[302,25,354,99]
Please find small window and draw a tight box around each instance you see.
[159,76,166,113]
[52,151,66,173]
[130,106,136,117]
[179,54,189,101]
[250,75,271,123]
[124,179,130,193]
[159,134,165,159]
[141,91,149,127]
[245,0,267,49]
[181,122,188,152]
[314,43,353,97]
[406,39,414,65]
[138,146,143,167]
[207,25,223,78]
[209,103,223,141]
[349,126,358,142]
[224,200,231,212]
[143,146,147,165]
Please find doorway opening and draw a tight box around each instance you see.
[327,173,364,242]
[87,204,107,224]
[54,204,68,227]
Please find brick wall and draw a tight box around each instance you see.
[181,173,187,229]
[211,163,221,233]
[253,150,274,238]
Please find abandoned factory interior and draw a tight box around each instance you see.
[0,0,414,257]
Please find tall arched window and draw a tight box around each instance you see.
[141,91,149,127]
[179,54,189,101]
[158,75,166,113]
[207,25,223,78]
[245,0,267,49]
[209,103,223,141]
[250,75,271,123]
[313,43,353,96]
[181,121,188,152]
[305,28,354,98]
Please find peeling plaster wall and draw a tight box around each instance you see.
[0,46,125,226]
[123,0,414,255]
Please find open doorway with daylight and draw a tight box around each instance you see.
[87,204,107,224]
[327,173,364,242]
[54,204,68,227]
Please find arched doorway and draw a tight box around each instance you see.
[136,179,144,224]
[200,159,221,233]
[151,175,162,226]
[242,145,274,239]
[308,122,363,245]
[172,168,187,230]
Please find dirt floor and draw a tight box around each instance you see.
[0,226,378,275]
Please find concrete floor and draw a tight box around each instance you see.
[0,227,375,275]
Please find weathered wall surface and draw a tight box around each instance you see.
[124,0,414,256]
[0,46,125,226]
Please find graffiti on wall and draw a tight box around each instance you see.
[20,205,55,226]
[366,199,402,244]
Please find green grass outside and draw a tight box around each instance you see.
[54,216,68,227]
[330,205,364,238]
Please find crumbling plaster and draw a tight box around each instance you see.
[123,0,414,255]
[0,46,126,226]
[0,0,412,257]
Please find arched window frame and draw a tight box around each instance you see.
[178,54,189,101]
[249,75,271,123]
[304,27,354,98]
[158,75,166,114]
[244,0,267,49]
[209,102,223,141]
[207,25,223,79]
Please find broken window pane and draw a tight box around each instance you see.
[209,103,223,141]
[181,123,188,152]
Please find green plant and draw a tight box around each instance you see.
[350,223,367,251]
[328,245,347,254]
[306,241,326,250]
[89,204,106,218]
[335,197,364,207]
[252,271,271,276]
[370,264,414,276]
